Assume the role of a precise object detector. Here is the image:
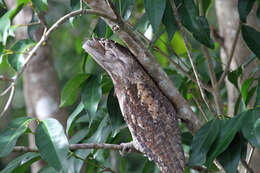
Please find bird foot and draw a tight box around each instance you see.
[120,142,134,156]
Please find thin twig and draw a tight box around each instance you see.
[245,145,255,173]
[0,9,118,119]
[169,0,215,116]
[13,143,137,152]
[13,8,117,82]
[218,22,242,87]
[241,159,254,173]
[190,91,208,122]
[18,21,41,27]
[0,76,14,82]
[29,1,48,29]
[0,83,14,96]
[154,47,212,92]
[0,85,15,118]
[202,46,224,114]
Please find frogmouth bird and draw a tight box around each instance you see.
[82,38,185,173]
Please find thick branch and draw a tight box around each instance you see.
[85,0,201,133]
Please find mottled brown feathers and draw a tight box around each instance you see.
[83,39,185,173]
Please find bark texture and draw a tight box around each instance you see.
[5,1,67,172]
[215,0,260,172]
[83,39,185,173]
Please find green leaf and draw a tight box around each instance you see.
[193,16,214,49]
[107,88,124,137]
[217,133,244,173]
[7,39,35,71]
[227,66,242,90]
[241,108,260,148]
[0,42,4,63]
[205,114,245,167]
[70,0,80,10]
[246,86,257,106]
[0,152,40,173]
[60,74,90,107]
[66,102,84,135]
[255,76,260,107]
[162,0,177,40]
[176,0,214,48]
[115,0,135,21]
[31,0,48,12]
[101,74,113,94]
[202,0,213,15]
[0,117,32,157]
[94,19,107,38]
[81,75,102,124]
[238,0,255,22]
[182,132,193,146]
[0,0,29,44]
[188,119,220,166]
[144,0,166,33]
[170,31,187,55]
[241,77,255,105]
[88,115,111,143]
[257,5,260,26]
[241,24,260,59]
[69,127,89,144]
[35,118,69,171]
[0,11,12,45]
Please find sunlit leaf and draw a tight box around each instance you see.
[170,32,187,55]
[241,25,260,59]
[189,119,220,166]
[35,118,69,171]
[0,11,12,45]
[144,0,166,33]
[7,39,35,71]
[238,0,255,22]
[241,108,260,148]
[0,152,40,173]
[0,117,32,157]
[60,74,90,107]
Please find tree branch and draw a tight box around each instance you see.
[217,22,242,87]
[0,8,116,119]
[13,143,138,153]
[153,47,212,92]
[169,0,216,116]
[85,0,202,134]
[202,46,224,114]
